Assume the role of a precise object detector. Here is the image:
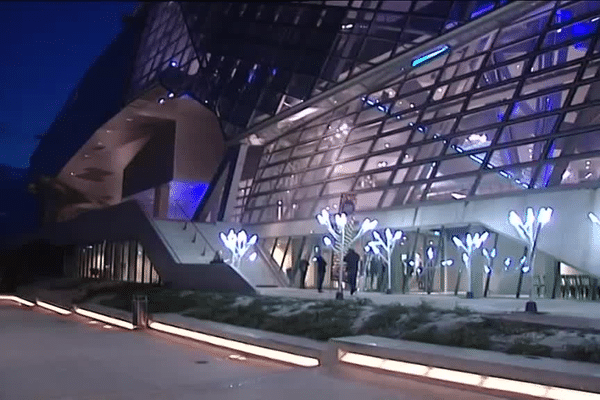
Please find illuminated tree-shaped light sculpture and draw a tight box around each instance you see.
[508,207,553,311]
[316,209,377,299]
[452,231,489,298]
[367,228,403,294]
[219,229,258,271]
[482,247,497,297]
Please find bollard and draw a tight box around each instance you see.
[132,294,148,329]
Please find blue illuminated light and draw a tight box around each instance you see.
[167,180,210,220]
[170,60,178,67]
[411,45,450,67]
[470,3,495,20]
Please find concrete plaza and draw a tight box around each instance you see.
[0,301,509,400]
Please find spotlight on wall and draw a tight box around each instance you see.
[158,98,166,104]
[170,60,178,67]
[168,92,175,98]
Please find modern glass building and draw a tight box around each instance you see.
[27,1,600,298]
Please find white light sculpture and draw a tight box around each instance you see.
[452,232,489,298]
[219,229,258,270]
[316,209,377,298]
[482,248,497,275]
[508,207,553,301]
[367,228,403,294]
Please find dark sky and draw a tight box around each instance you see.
[0,1,139,170]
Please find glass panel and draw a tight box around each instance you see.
[338,140,373,160]
[558,156,600,185]
[371,132,408,152]
[531,39,590,72]
[498,115,558,143]
[311,149,340,166]
[421,99,464,121]
[467,83,518,110]
[412,141,445,161]
[269,148,292,164]
[354,190,383,211]
[274,132,301,150]
[323,178,355,195]
[303,166,333,184]
[364,151,401,170]
[355,106,386,124]
[261,164,285,179]
[330,159,364,177]
[441,55,486,81]
[489,141,546,167]
[487,37,538,67]
[521,64,580,96]
[478,60,527,88]
[435,153,486,175]
[583,58,600,79]
[392,91,431,112]
[383,111,419,131]
[279,174,302,189]
[447,130,496,152]
[347,122,381,142]
[284,157,311,173]
[475,166,534,195]
[494,10,550,48]
[393,168,408,184]
[293,184,324,200]
[542,20,599,48]
[425,175,477,201]
[398,72,439,96]
[300,124,328,142]
[354,172,391,190]
[293,141,319,157]
[380,188,397,208]
[549,131,600,158]
[446,76,476,97]
[553,2,600,26]
[510,90,569,119]
[458,105,508,132]
[533,162,557,189]
[420,118,456,139]
[318,135,347,151]
[571,84,590,105]
[561,105,600,130]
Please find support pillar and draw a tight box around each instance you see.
[153,182,170,219]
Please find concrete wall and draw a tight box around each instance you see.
[173,104,225,182]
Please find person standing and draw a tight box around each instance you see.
[344,248,360,295]
[315,254,327,292]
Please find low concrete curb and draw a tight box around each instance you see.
[150,313,327,362]
[329,335,600,394]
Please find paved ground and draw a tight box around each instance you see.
[0,301,510,400]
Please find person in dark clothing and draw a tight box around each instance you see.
[315,254,327,292]
[344,249,360,295]
[298,258,309,288]
[210,250,224,264]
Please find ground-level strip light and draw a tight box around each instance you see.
[73,306,135,330]
[339,351,600,400]
[0,295,35,307]
[36,299,71,315]
[148,321,319,367]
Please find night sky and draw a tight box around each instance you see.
[0,2,139,170]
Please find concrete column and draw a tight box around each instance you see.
[471,252,484,298]
[153,182,170,219]
[223,144,248,222]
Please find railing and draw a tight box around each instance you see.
[560,274,600,301]
[255,243,290,287]
[137,202,183,264]
[171,199,216,255]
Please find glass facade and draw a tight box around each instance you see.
[129,1,512,139]
[77,240,161,284]
[238,1,600,224]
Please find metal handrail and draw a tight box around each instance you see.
[135,200,183,264]
[171,199,216,254]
